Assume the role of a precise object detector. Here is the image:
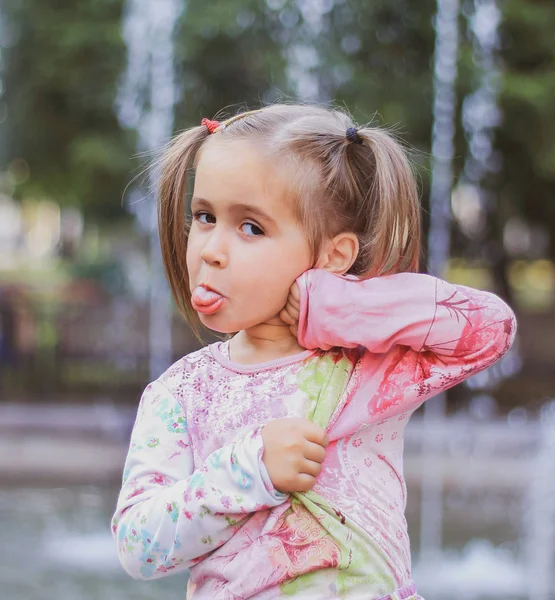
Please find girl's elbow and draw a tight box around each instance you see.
[119,552,192,581]
[478,295,517,357]
[116,544,174,581]
[118,553,151,581]
[477,313,517,367]
[494,304,518,354]
[112,518,156,580]
[113,524,191,580]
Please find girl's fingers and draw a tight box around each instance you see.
[280,308,295,325]
[295,473,317,492]
[285,299,300,319]
[301,459,322,478]
[290,282,301,303]
[280,298,300,328]
[288,299,300,313]
[288,293,300,312]
[280,286,301,334]
[304,441,327,463]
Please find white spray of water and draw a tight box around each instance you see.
[285,0,333,101]
[427,0,460,279]
[420,0,460,565]
[461,0,502,190]
[116,0,185,378]
[458,0,522,391]
[525,400,555,598]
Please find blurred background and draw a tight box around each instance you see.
[0,0,554,599]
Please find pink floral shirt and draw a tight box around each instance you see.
[112,270,516,599]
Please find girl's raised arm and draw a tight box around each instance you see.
[296,269,517,424]
[111,379,287,580]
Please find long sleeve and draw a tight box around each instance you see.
[297,269,517,428]
[111,379,288,580]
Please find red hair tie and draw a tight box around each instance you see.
[201,118,220,134]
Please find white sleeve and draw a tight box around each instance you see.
[111,379,288,580]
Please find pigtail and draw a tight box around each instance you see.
[272,106,422,280]
[350,127,421,278]
[158,126,208,338]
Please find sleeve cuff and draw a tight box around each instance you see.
[245,427,289,503]
[296,270,312,349]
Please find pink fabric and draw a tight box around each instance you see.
[112,270,516,599]
[376,581,418,600]
[297,270,516,439]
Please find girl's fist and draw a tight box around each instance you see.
[280,282,301,338]
[261,418,329,494]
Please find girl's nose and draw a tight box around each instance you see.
[200,233,228,268]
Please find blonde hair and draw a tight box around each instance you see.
[158,103,421,334]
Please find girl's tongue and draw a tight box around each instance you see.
[191,286,224,315]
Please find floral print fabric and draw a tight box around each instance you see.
[112,270,516,599]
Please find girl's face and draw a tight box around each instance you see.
[186,137,313,334]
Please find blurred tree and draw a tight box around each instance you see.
[498,0,555,256]
[173,0,293,125]
[319,0,437,150]
[0,0,295,221]
[0,0,135,221]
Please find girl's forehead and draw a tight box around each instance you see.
[197,136,268,169]
[195,137,293,204]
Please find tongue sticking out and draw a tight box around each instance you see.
[191,286,224,315]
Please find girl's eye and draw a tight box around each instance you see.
[194,211,216,224]
[241,222,264,237]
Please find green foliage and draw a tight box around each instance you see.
[173,0,293,125]
[498,0,555,242]
[322,0,437,144]
[70,256,127,295]
[1,0,134,220]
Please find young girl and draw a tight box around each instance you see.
[111,103,516,600]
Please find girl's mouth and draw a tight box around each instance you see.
[191,285,225,315]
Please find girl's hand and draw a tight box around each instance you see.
[280,282,301,338]
[261,418,329,493]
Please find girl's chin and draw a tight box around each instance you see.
[198,311,279,334]
[198,313,242,334]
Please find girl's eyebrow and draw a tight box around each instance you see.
[191,197,277,226]
[231,203,277,226]
[191,196,212,209]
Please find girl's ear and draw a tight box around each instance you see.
[315,232,359,275]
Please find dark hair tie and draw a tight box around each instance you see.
[346,127,363,145]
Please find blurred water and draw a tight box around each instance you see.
[414,540,526,599]
[427,0,460,278]
[461,0,502,194]
[420,0,461,564]
[524,402,555,597]
[0,486,188,600]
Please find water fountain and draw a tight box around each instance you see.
[116,0,186,380]
[419,0,460,566]
[416,4,538,595]
[525,401,555,598]
[457,0,522,390]
[283,0,331,101]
